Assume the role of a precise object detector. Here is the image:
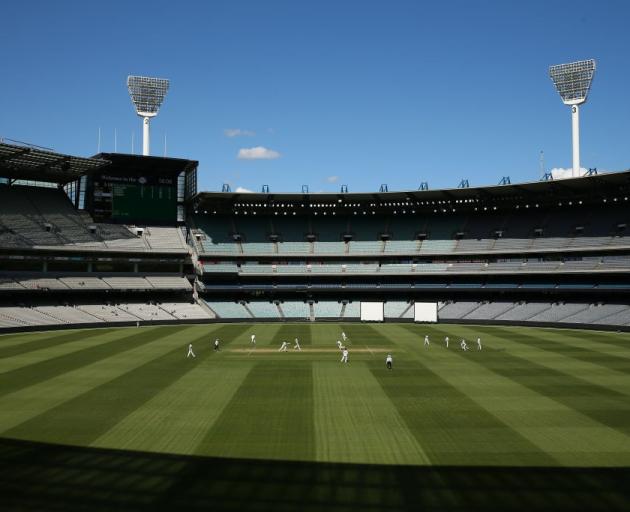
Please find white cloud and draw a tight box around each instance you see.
[237,146,281,160]
[549,167,587,179]
[224,128,256,138]
[326,175,339,183]
[549,167,612,180]
[235,186,254,193]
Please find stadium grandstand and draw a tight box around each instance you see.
[0,140,209,330]
[191,170,630,330]
[2,138,630,331]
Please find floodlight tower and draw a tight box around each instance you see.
[548,59,596,177]
[127,75,170,156]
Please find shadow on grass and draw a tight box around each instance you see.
[0,437,628,511]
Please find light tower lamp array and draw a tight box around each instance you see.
[127,75,170,156]
[548,59,596,178]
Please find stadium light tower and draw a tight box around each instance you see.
[548,59,596,177]
[127,75,170,156]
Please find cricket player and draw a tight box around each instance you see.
[341,348,349,363]
[477,337,482,350]
[424,335,430,348]
[337,340,343,349]
[294,338,301,351]
[186,343,196,358]
[214,339,220,351]
[341,331,347,342]
[251,334,256,345]
[386,353,393,370]
[444,336,449,348]
[461,339,469,351]
[279,341,289,352]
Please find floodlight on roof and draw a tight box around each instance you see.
[548,59,596,177]
[127,75,170,156]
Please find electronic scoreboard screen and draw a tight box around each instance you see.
[90,174,177,223]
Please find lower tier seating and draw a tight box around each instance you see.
[0,302,212,328]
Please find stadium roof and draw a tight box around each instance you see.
[92,153,198,175]
[192,169,630,209]
[0,142,110,184]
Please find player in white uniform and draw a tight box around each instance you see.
[477,337,482,350]
[294,338,301,351]
[251,334,256,345]
[337,340,343,349]
[444,336,449,348]
[424,335,430,348]
[279,341,289,352]
[341,348,349,363]
[186,343,196,358]
[460,339,469,351]
[386,354,393,370]
[341,332,347,342]
[214,339,220,351]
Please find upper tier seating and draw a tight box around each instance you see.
[192,205,630,257]
[0,185,188,253]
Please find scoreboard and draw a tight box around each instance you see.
[89,174,177,223]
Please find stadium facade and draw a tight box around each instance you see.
[1,139,630,332]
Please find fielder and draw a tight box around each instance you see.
[186,343,196,358]
[386,353,393,370]
[341,331,348,342]
[251,334,256,345]
[444,336,449,348]
[214,339,220,351]
[337,340,343,349]
[341,348,349,363]
[294,338,301,351]
[279,341,289,352]
[477,337,482,350]
[460,339,469,351]
[424,335,430,348]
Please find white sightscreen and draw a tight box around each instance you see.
[361,302,384,322]
[414,302,438,322]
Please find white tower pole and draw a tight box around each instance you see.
[571,105,580,177]
[143,117,150,156]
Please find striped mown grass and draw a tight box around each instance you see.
[1,322,630,468]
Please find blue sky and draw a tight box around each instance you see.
[1,0,629,193]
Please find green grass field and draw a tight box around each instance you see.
[1,322,630,469]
